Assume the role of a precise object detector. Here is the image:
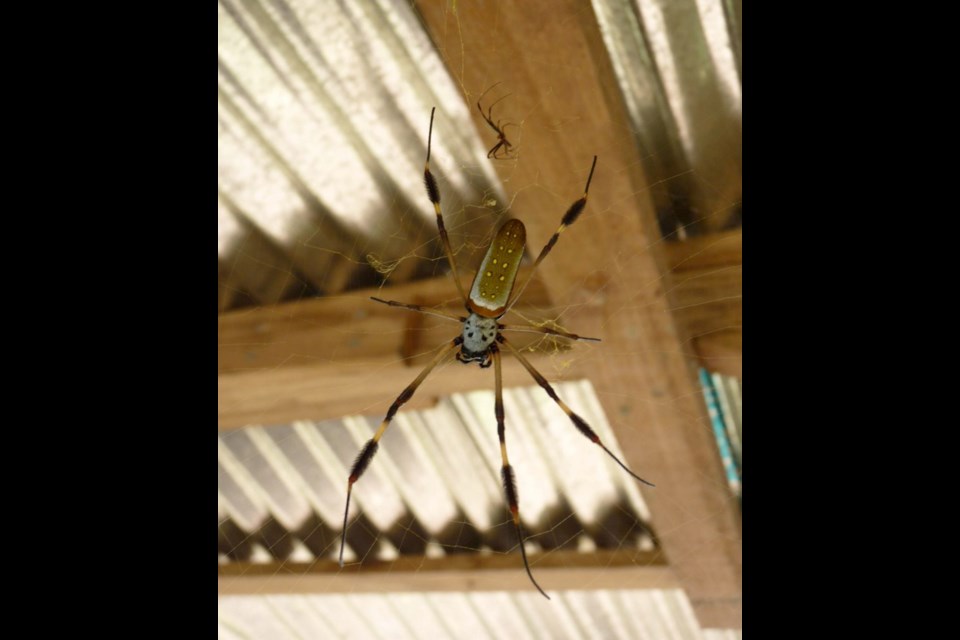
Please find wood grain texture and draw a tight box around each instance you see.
[412,0,741,627]
[665,230,741,378]
[218,549,674,594]
[217,245,739,429]
[219,266,551,375]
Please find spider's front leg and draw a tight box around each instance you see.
[338,337,461,566]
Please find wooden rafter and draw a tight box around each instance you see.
[410,1,741,627]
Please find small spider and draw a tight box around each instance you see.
[339,107,653,600]
[477,82,517,160]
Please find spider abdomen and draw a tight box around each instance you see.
[467,219,526,318]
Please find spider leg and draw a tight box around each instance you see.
[476,81,504,110]
[499,335,654,487]
[370,296,465,323]
[491,136,514,160]
[492,345,550,600]
[498,322,601,343]
[504,156,598,314]
[485,92,513,120]
[424,108,469,305]
[339,337,462,567]
[477,84,511,126]
[478,101,498,130]
[487,140,505,159]
[498,126,517,158]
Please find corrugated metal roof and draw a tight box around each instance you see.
[219,380,655,565]
[218,589,739,639]
[218,379,742,637]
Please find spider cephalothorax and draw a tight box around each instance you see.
[456,313,499,367]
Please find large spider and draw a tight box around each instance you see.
[339,107,653,599]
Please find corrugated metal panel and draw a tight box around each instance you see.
[218,589,730,639]
[218,0,742,311]
[218,379,654,564]
[218,0,506,310]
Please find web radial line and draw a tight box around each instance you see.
[499,335,654,487]
[339,337,462,566]
[493,345,550,599]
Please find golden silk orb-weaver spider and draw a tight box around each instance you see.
[338,107,654,599]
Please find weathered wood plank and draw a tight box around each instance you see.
[218,549,674,594]
[412,0,741,627]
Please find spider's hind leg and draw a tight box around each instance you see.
[499,335,654,487]
[492,345,550,600]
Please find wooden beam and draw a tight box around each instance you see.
[219,267,554,374]
[217,254,738,429]
[664,230,741,377]
[219,354,591,431]
[412,1,740,628]
[218,549,675,595]
[218,229,741,429]
[690,329,742,379]
[218,268,592,430]
[663,229,742,271]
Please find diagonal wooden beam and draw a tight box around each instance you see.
[412,0,741,628]
[219,235,741,418]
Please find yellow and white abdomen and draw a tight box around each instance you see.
[467,219,526,318]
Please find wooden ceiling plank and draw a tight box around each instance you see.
[219,549,675,595]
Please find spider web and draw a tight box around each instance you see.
[218,0,741,637]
